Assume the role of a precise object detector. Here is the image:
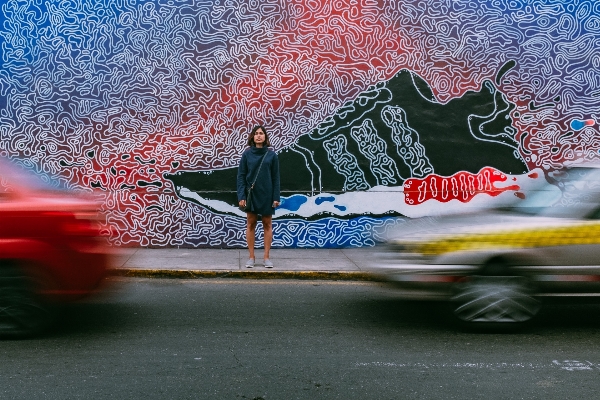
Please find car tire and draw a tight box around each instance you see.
[450,274,541,328]
[0,264,54,339]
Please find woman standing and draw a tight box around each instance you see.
[237,125,280,268]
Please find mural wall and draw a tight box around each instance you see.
[1,0,599,247]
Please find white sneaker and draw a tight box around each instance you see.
[264,259,274,268]
[245,258,255,268]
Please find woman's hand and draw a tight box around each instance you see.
[239,200,246,207]
[272,201,280,208]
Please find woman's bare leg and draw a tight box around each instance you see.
[262,215,273,260]
[246,212,258,259]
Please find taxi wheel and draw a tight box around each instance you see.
[0,266,53,339]
[450,275,541,325]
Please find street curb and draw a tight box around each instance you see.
[110,268,381,281]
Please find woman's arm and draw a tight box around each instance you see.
[237,151,248,202]
[271,152,280,208]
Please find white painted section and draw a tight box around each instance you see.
[177,169,550,219]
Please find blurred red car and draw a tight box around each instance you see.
[0,158,111,338]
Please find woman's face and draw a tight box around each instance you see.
[253,129,266,146]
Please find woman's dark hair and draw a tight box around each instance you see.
[247,125,270,147]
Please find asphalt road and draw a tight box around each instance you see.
[2,278,600,399]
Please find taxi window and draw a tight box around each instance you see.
[539,188,600,219]
[515,167,600,219]
[585,205,600,220]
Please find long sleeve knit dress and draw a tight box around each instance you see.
[237,146,280,216]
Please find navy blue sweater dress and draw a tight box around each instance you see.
[237,146,280,215]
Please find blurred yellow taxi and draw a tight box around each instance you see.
[370,165,600,326]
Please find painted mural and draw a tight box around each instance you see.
[1,0,599,248]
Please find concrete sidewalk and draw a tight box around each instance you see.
[111,247,379,281]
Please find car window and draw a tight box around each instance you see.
[0,175,14,200]
[0,159,67,192]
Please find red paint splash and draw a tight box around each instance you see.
[404,167,520,205]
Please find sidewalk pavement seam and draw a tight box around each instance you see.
[340,249,362,271]
[115,247,138,269]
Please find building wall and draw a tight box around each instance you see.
[1,0,599,247]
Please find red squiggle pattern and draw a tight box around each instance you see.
[403,168,520,205]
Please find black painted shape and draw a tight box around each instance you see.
[529,100,554,111]
[134,156,156,165]
[496,60,516,85]
[387,72,525,177]
[412,73,436,101]
[165,69,527,211]
[468,84,518,149]
[137,180,162,187]
[165,169,240,208]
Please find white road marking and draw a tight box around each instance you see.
[356,360,600,371]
